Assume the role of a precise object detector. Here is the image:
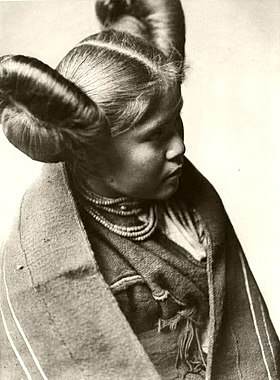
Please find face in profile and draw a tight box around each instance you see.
[103,87,185,200]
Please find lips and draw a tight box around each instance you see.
[165,166,183,180]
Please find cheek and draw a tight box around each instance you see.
[117,144,162,172]
[129,147,164,174]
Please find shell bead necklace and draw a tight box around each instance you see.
[84,204,158,241]
[76,183,158,241]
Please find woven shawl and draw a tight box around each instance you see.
[0,159,279,380]
[79,206,209,378]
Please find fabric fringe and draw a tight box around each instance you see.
[158,307,206,375]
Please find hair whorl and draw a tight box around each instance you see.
[95,0,185,61]
[57,30,183,137]
[95,0,131,25]
[0,55,108,163]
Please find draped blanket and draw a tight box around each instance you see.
[0,159,279,379]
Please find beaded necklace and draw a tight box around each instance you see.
[74,182,158,241]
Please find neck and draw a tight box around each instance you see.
[67,164,124,199]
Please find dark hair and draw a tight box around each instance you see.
[95,0,185,61]
[0,55,109,164]
[0,0,186,172]
[57,30,183,137]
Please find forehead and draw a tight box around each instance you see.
[111,86,182,147]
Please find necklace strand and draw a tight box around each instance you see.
[83,203,158,241]
[75,184,158,240]
[81,191,143,216]
[78,184,144,216]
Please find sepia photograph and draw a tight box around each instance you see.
[0,0,279,379]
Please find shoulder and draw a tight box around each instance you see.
[3,163,95,286]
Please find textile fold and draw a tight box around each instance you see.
[0,159,279,379]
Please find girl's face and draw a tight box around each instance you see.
[102,87,185,200]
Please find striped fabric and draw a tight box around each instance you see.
[0,159,279,379]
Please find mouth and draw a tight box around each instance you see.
[164,166,183,180]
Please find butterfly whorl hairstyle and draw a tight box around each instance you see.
[0,0,186,175]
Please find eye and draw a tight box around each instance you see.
[143,126,166,143]
[148,128,165,141]
[141,112,182,144]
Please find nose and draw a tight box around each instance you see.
[165,132,185,161]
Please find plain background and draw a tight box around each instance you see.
[0,0,279,336]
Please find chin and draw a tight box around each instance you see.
[154,180,180,200]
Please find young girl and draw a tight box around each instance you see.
[0,1,279,379]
